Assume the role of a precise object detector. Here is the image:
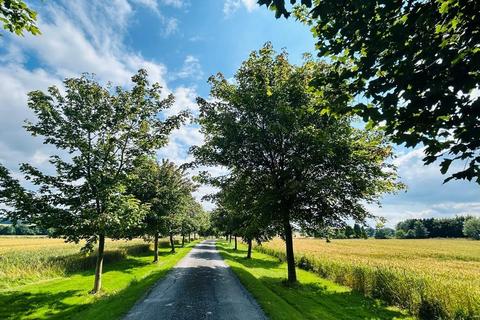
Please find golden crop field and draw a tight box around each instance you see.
[0,236,151,289]
[258,238,480,319]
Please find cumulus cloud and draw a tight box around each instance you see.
[0,0,213,209]
[367,147,480,226]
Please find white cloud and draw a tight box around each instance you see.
[162,0,184,8]
[132,0,159,13]
[163,17,179,36]
[171,55,204,80]
[369,147,480,227]
[223,0,258,16]
[0,1,209,209]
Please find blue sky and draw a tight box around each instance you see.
[0,0,478,226]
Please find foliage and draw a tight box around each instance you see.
[374,227,395,239]
[128,158,195,257]
[260,238,480,319]
[260,0,480,183]
[463,217,480,240]
[193,43,402,282]
[0,69,186,292]
[0,223,53,235]
[217,241,412,320]
[0,0,40,36]
[396,216,471,238]
[209,173,275,255]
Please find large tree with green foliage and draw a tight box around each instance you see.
[0,70,186,293]
[128,158,194,258]
[1,0,40,36]
[210,173,275,257]
[193,44,402,282]
[260,0,480,183]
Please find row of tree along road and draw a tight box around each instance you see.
[1,0,479,294]
[0,71,209,293]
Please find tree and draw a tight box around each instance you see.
[353,223,362,239]
[260,0,480,183]
[344,226,354,239]
[463,217,480,240]
[128,159,194,261]
[211,173,275,258]
[413,221,429,238]
[395,229,406,239]
[0,70,186,293]
[1,0,40,36]
[193,44,402,283]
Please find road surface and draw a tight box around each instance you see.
[123,240,267,320]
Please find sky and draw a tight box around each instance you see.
[0,0,478,227]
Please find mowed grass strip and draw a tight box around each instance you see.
[258,238,480,319]
[217,241,412,320]
[0,238,197,320]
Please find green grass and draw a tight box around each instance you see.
[217,241,412,320]
[0,241,197,320]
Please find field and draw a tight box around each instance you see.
[256,238,480,319]
[217,241,412,320]
[0,236,195,319]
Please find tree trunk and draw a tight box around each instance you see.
[91,234,105,294]
[234,235,238,251]
[229,234,232,243]
[246,238,252,259]
[153,232,159,263]
[283,218,297,283]
[225,234,228,241]
[170,233,175,253]
[189,233,191,242]
[182,234,185,247]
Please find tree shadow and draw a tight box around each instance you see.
[0,252,178,320]
[0,290,82,320]
[217,241,410,320]
[217,243,283,269]
[231,266,410,320]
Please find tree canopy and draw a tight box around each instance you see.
[0,69,187,293]
[128,158,196,260]
[193,43,402,282]
[259,0,480,183]
[0,0,40,36]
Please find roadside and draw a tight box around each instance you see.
[0,241,197,320]
[217,241,413,320]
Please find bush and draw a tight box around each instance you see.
[395,229,406,239]
[463,218,480,240]
[374,227,394,239]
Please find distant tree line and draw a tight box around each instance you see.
[306,216,480,241]
[395,216,480,240]
[0,223,54,235]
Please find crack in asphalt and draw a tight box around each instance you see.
[123,240,268,320]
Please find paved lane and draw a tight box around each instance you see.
[123,240,267,320]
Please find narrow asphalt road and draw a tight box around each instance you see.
[123,240,267,320]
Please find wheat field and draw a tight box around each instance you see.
[257,238,480,319]
[0,236,151,289]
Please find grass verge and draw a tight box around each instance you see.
[217,240,413,320]
[0,241,197,320]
